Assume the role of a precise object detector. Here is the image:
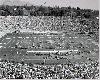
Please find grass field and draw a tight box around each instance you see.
[0,30,99,65]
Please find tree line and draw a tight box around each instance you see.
[0,5,99,18]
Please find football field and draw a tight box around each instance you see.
[0,31,99,65]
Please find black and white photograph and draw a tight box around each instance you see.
[0,0,99,79]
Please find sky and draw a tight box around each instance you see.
[0,0,99,10]
[21,0,99,10]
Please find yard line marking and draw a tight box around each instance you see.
[74,37,78,38]
[27,50,78,53]
[3,43,6,44]
[17,51,19,54]
[0,46,2,48]
[1,38,5,43]
[23,58,68,61]
[88,39,99,46]
[0,43,2,44]
[26,37,29,39]
[11,47,15,48]
[5,39,12,47]
[0,58,2,61]
[18,37,23,38]
[24,59,50,60]
[8,39,15,48]
[92,41,99,46]
[6,37,11,39]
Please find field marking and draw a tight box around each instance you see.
[11,47,15,48]
[1,38,5,43]
[3,43,6,44]
[8,39,15,48]
[0,43,2,44]
[1,38,11,44]
[23,59,57,60]
[0,46,2,48]
[0,39,11,45]
[33,31,59,34]
[26,37,29,39]
[27,50,78,53]
[91,41,99,46]
[6,39,12,45]
[88,39,99,46]
[18,37,23,38]
[6,37,11,39]
[4,38,13,47]
[74,37,78,38]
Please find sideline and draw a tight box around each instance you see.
[27,50,78,53]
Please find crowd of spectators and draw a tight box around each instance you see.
[0,16,77,31]
[0,59,99,79]
[0,16,98,33]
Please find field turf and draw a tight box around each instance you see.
[0,32,99,65]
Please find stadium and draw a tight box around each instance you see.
[0,3,99,79]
